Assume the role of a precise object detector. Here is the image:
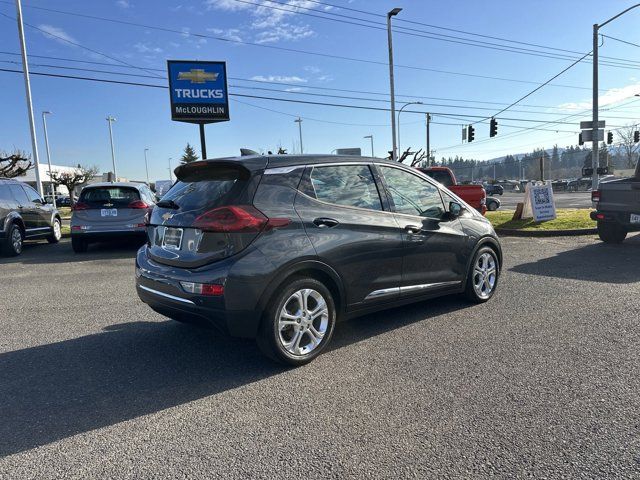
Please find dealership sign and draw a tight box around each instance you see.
[167,60,229,123]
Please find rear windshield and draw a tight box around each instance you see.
[424,170,453,187]
[160,166,248,212]
[80,187,140,207]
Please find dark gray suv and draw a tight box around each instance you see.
[136,155,502,365]
[0,178,62,256]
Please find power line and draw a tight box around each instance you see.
[0,2,615,90]
[601,34,640,49]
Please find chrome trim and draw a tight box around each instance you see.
[400,281,461,294]
[138,285,195,305]
[364,287,400,300]
[264,166,301,175]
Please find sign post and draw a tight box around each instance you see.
[167,60,230,160]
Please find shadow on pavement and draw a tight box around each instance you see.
[0,295,471,457]
[0,238,143,265]
[510,233,640,284]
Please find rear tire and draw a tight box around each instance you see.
[597,221,627,244]
[257,277,336,366]
[71,236,88,253]
[463,246,499,303]
[2,223,24,256]
[487,201,498,211]
[47,218,62,244]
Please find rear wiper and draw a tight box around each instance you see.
[156,199,180,209]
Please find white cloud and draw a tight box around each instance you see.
[204,0,317,43]
[207,27,243,42]
[133,42,163,54]
[251,75,307,83]
[303,65,321,74]
[284,87,305,92]
[558,82,640,110]
[37,25,77,46]
[116,0,131,8]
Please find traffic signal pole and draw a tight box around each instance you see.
[592,23,599,192]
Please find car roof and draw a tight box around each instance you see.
[195,154,403,171]
[82,182,146,189]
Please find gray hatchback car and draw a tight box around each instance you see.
[71,182,156,252]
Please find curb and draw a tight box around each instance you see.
[495,228,597,237]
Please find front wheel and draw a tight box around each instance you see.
[464,246,499,303]
[487,201,498,211]
[47,218,62,243]
[597,221,627,244]
[257,278,336,366]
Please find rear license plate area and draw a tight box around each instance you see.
[631,214,640,224]
[101,208,118,217]
[162,227,183,250]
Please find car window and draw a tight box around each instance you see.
[9,184,29,205]
[0,185,16,204]
[380,166,445,218]
[423,170,453,187]
[80,187,141,207]
[306,164,382,211]
[22,185,42,203]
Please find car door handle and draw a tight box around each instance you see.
[404,224,423,234]
[313,217,339,228]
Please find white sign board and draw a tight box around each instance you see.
[522,181,556,222]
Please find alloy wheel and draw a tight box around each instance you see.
[11,228,22,254]
[278,288,329,356]
[53,221,61,240]
[473,252,497,299]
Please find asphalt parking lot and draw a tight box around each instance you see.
[1,235,639,478]
[497,191,593,210]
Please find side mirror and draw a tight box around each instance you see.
[449,201,463,218]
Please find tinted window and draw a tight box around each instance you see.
[422,169,453,187]
[380,166,445,218]
[22,185,42,203]
[9,185,29,205]
[0,185,16,204]
[160,166,246,212]
[307,164,382,211]
[80,187,141,207]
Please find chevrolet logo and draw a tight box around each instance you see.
[177,69,218,84]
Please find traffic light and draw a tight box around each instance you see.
[635,130,640,143]
[578,133,584,146]
[467,125,475,142]
[607,131,613,144]
[490,118,498,137]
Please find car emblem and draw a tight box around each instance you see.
[162,212,174,222]
[104,203,113,207]
[177,69,218,84]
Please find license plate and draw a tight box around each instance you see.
[631,214,640,224]
[101,209,118,217]
[163,227,183,250]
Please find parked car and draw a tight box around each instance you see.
[484,184,504,196]
[590,163,640,243]
[136,155,502,365]
[70,182,156,252]
[416,166,487,214]
[486,196,501,211]
[0,178,62,256]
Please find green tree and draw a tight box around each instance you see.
[180,143,199,164]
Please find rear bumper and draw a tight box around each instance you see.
[71,229,147,241]
[135,246,263,338]
[591,210,640,230]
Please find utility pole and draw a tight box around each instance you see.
[41,111,55,208]
[294,117,304,154]
[15,0,43,196]
[426,113,431,166]
[106,116,117,181]
[540,156,545,181]
[168,157,173,182]
[387,7,402,161]
[144,148,150,185]
[363,135,374,157]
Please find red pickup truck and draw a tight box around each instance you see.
[416,166,487,215]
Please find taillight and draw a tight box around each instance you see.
[180,281,224,296]
[128,200,149,209]
[72,202,89,211]
[193,206,265,232]
[591,190,600,203]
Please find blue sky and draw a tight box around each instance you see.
[2,0,640,181]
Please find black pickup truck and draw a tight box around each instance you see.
[590,162,640,243]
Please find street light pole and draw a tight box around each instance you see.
[363,135,374,157]
[41,111,56,208]
[15,0,43,196]
[294,117,304,154]
[144,148,150,185]
[397,101,423,158]
[592,3,640,191]
[426,113,431,166]
[106,116,117,182]
[387,7,402,161]
[168,157,173,182]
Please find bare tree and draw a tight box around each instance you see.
[616,124,640,169]
[50,165,99,204]
[0,150,32,178]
